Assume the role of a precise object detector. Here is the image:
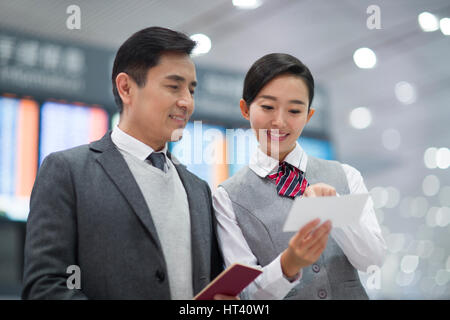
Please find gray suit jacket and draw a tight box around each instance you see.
[22,132,223,299]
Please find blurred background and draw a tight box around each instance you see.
[0,0,449,299]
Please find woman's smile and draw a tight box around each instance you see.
[266,129,290,141]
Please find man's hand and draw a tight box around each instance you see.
[281,218,332,278]
[304,183,337,197]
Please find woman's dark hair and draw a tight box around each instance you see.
[242,53,314,110]
[112,26,196,113]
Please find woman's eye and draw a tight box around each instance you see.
[290,110,301,114]
[168,85,179,90]
[261,105,273,110]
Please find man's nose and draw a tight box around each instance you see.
[176,90,194,111]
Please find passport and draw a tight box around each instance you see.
[193,263,262,300]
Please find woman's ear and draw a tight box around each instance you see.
[240,99,250,120]
[306,108,315,123]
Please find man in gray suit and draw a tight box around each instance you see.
[22,27,225,299]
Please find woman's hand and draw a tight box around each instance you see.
[303,183,337,197]
[280,183,336,278]
[281,218,332,278]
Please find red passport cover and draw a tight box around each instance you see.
[194,263,262,300]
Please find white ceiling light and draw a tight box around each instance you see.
[232,0,262,9]
[349,107,372,129]
[190,33,212,56]
[418,12,439,32]
[440,18,450,36]
[353,47,377,69]
[395,81,417,105]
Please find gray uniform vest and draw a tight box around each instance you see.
[220,156,368,300]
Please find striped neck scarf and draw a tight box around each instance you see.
[267,161,309,198]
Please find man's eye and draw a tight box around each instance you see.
[261,105,273,110]
[290,110,301,114]
[168,85,179,90]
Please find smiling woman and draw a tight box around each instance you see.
[212,52,387,300]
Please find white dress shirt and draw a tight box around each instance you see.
[111,125,170,172]
[213,142,387,300]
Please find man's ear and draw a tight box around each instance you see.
[306,108,315,123]
[115,72,134,107]
[240,99,250,120]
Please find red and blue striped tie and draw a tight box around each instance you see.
[267,162,309,198]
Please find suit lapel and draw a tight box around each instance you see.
[91,133,163,253]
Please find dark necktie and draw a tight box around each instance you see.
[147,152,166,172]
[267,161,309,198]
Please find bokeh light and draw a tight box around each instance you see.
[439,17,450,35]
[395,81,417,104]
[385,186,400,208]
[410,197,429,218]
[349,107,372,129]
[353,47,377,69]
[418,12,439,32]
[400,255,419,274]
[190,33,212,56]
[422,174,440,196]
[424,147,438,169]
